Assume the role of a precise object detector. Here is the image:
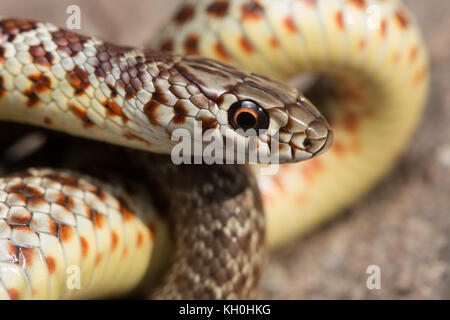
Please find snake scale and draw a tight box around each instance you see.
[0,0,429,299]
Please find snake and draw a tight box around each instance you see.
[0,0,429,299]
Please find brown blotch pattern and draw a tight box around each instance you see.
[67,66,90,95]
[174,4,195,24]
[44,117,52,125]
[115,54,146,100]
[143,100,161,126]
[184,34,199,55]
[107,84,118,98]
[214,42,231,61]
[29,43,54,67]
[160,39,174,52]
[0,19,37,42]
[206,0,230,18]
[89,43,130,78]
[103,100,128,122]
[24,73,51,108]
[51,29,89,57]
[28,73,51,91]
[395,10,409,29]
[239,36,254,54]
[173,101,188,124]
[241,0,265,20]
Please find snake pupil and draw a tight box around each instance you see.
[236,112,256,130]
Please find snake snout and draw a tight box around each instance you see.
[305,119,333,156]
[284,98,333,161]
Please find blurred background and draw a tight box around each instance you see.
[0,0,449,299]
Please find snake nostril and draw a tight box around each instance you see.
[303,138,312,150]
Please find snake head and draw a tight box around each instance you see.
[174,56,333,164]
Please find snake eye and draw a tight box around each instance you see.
[228,101,269,131]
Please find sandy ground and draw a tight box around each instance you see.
[0,0,449,299]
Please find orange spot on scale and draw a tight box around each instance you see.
[332,141,346,157]
[335,11,344,31]
[409,46,418,63]
[8,288,19,300]
[271,175,285,193]
[300,0,316,8]
[59,224,73,243]
[296,193,309,205]
[301,158,324,184]
[32,288,38,297]
[111,231,118,250]
[137,232,144,248]
[380,19,387,38]
[343,112,360,134]
[395,10,408,29]
[241,1,264,20]
[348,0,365,10]
[358,39,366,50]
[93,213,106,229]
[70,104,95,128]
[80,236,89,258]
[239,36,253,54]
[269,37,279,48]
[122,246,128,257]
[95,253,102,266]
[214,42,231,61]
[283,16,297,33]
[413,68,426,85]
[46,256,56,274]
[103,100,125,118]
[123,208,134,221]
[19,247,34,267]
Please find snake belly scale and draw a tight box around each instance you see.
[0,0,429,299]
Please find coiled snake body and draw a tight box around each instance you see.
[0,0,429,299]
